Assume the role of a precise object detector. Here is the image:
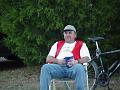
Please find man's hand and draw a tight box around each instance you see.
[66,56,90,67]
[67,59,78,67]
[57,59,66,65]
[46,56,65,65]
[78,57,90,63]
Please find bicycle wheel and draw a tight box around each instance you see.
[87,60,99,90]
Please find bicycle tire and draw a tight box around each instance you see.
[88,60,99,90]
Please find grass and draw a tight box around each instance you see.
[51,73,120,90]
[0,61,120,90]
[0,62,40,90]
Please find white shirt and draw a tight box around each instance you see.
[48,41,91,61]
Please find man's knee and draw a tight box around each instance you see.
[73,64,85,72]
[41,64,51,71]
[41,64,57,72]
[74,64,84,68]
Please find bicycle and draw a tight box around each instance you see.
[87,37,120,90]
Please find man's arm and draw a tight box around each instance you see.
[46,56,65,64]
[79,43,91,63]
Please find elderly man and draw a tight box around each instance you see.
[40,25,91,90]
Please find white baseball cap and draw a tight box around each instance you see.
[64,25,76,32]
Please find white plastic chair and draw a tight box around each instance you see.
[49,65,89,90]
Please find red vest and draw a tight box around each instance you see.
[55,40,83,60]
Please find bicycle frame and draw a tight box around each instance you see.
[94,40,120,78]
[88,37,120,89]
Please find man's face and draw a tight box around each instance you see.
[63,31,76,43]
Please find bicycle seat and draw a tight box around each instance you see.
[88,37,104,42]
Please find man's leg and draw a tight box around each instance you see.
[40,64,65,90]
[68,64,86,90]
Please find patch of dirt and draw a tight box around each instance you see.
[0,63,40,90]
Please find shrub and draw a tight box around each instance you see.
[0,0,115,65]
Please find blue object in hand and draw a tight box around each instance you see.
[64,56,73,62]
[64,56,73,67]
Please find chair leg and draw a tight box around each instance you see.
[84,65,89,90]
[53,80,56,90]
[64,81,72,90]
[86,72,89,90]
[49,80,56,90]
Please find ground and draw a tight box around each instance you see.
[0,61,120,90]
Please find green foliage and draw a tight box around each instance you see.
[0,0,120,65]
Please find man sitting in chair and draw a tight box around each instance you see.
[40,25,91,90]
